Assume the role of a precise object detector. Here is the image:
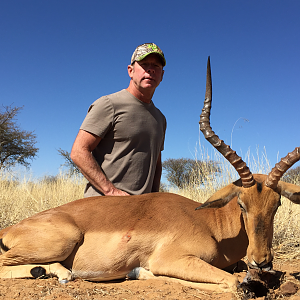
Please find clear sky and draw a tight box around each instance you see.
[1,0,300,178]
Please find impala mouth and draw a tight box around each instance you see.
[261,262,275,273]
[247,261,275,274]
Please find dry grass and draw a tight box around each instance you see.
[0,148,300,260]
[0,171,87,229]
[273,175,300,260]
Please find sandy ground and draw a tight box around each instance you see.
[0,260,299,300]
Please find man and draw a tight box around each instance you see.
[71,43,166,197]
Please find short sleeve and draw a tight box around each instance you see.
[80,96,114,138]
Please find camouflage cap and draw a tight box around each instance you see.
[131,43,166,67]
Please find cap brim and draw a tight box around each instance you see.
[135,52,166,67]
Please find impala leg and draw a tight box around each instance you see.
[127,266,237,293]
[0,212,83,266]
[0,263,72,283]
[149,255,239,292]
[0,212,83,284]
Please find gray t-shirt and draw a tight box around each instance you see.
[80,89,166,196]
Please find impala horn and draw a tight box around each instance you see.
[199,57,255,188]
[265,147,300,189]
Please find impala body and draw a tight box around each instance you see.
[0,58,299,293]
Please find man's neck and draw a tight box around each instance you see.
[126,83,154,104]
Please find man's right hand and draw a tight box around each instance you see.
[105,187,130,196]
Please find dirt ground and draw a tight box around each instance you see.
[0,260,299,300]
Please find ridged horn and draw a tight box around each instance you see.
[199,57,255,188]
[265,147,300,189]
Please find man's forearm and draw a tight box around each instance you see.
[72,150,129,196]
[73,151,115,195]
[70,130,129,196]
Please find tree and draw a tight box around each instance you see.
[0,105,38,170]
[162,158,221,189]
[282,166,300,184]
[57,148,81,175]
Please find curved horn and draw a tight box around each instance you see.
[199,57,255,188]
[265,147,300,189]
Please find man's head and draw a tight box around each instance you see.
[131,43,166,67]
[127,43,165,103]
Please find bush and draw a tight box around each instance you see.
[162,158,220,189]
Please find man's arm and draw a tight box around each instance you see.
[151,152,162,192]
[70,129,129,196]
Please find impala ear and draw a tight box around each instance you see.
[195,180,242,210]
[277,181,300,204]
[195,194,238,210]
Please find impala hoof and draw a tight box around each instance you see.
[30,266,46,279]
[126,267,141,280]
[59,279,69,284]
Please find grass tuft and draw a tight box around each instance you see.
[0,171,86,229]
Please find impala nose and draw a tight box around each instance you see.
[247,248,274,270]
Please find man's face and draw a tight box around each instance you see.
[128,54,164,92]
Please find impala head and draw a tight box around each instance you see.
[198,57,300,271]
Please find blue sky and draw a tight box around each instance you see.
[1,0,300,178]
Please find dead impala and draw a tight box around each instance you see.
[0,57,299,293]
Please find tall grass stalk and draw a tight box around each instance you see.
[0,171,87,229]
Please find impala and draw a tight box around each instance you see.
[0,58,299,293]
